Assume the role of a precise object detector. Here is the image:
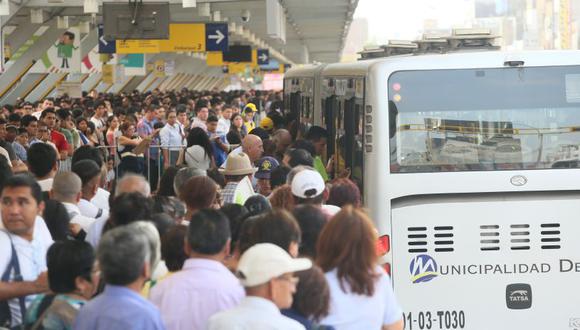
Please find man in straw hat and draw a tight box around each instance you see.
[220,152,257,205]
[208,243,311,330]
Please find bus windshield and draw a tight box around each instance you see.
[388,65,580,173]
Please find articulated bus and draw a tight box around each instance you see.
[284,44,580,329]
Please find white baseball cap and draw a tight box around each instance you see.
[291,169,325,199]
[236,243,312,287]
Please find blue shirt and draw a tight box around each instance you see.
[73,285,165,330]
[12,141,27,161]
[137,118,160,160]
[209,132,227,167]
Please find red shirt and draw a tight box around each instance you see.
[50,130,69,153]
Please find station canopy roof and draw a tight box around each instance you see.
[13,0,358,64]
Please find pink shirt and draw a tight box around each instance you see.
[149,258,244,330]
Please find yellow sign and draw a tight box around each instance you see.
[228,63,248,74]
[154,60,165,78]
[206,52,224,66]
[251,49,258,67]
[102,64,114,83]
[159,24,206,52]
[116,40,160,54]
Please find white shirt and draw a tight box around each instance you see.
[91,188,110,211]
[86,217,107,248]
[62,202,96,231]
[78,198,109,223]
[184,145,211,170]
[160,122,184,151]
[320,267,403,330]
[0,220,53,327]
[217,118,230,136]
[0,146,12,167]
[191,117,207,132]
[37,178,53,192]
[90,116,105,130]
[208,296,304,330]
[0,216,53,248]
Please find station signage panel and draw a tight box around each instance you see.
[98,25,116,54]
[159,24,205,52]
[117,39,160,54]
[205,23,228,52]
[206,52,224,67]
[116,23,229,54]
[257,49,270,65]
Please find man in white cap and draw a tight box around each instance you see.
[220,152,257,205]
[208,243,311,330]
[290,167,340,218]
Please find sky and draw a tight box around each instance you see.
[354,0,476,44]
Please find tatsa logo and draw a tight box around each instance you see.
[410,254,439,283]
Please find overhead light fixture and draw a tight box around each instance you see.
[83,0,98,14]
[198,3,210,17]
[57,16,69,29]
[30,9,44,24]
[182,0,196,8]
[0,0,9,16]
[212,10,221,22]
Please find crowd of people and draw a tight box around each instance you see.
[0,89,403,330]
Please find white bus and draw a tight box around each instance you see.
[284,45,580,329]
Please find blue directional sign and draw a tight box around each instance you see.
[98,24,116,54]
[205,23,229,52]
[257,49,270,65]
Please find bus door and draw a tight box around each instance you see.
[322,78,337,164]
[287,79,303,139]
[348,78,365,193]
[322,77,365,190]
[299,78,314,137]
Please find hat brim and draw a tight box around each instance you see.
[239,258,313,287]
[254,172,271,179]
[219,167,258,176]
[286,258,313,274]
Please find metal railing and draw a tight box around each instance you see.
[96,144,186,188]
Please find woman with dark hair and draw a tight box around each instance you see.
[292,205,326,259]
[316,206,403,330]
[76,117,92,146]
[184,127,213,170]
[282,266,334,330]
[24,240,98,329]
[226,113,246,145]
[85,121,99,146]
[117,121,145,176]
[105,115,119,157]
[326,178,361,208]
[156,166,179,197]
[161,225,188,272]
